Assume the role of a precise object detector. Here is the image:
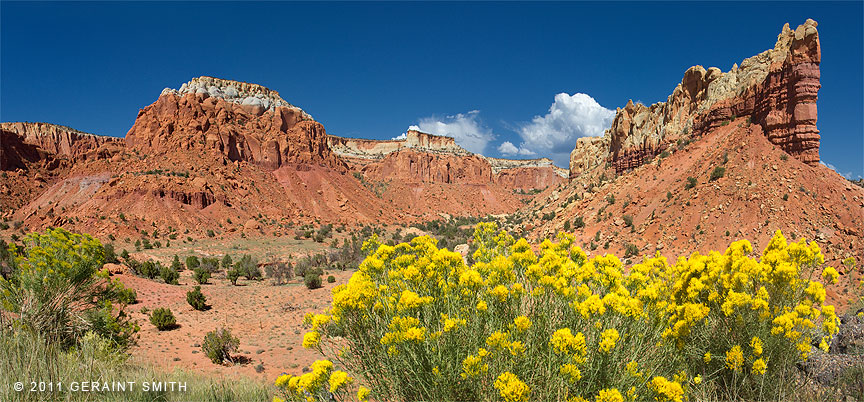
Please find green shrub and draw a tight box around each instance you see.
[197,257,219,274]
[265,262,293,285]
[710,166,726,181]
[622,214,633,228]
[221,254,233,270]
[117,286,138,305]
[186,286,208,311]
[573,216,585,229]
[624,241,639,257]
[206,229,216,238]
[235,255,261,280]
[0,228,137,347]
[160,265,179,285]
[563,220,571,231]
[193,268,210,285]
[685,176,698,189]
[304,273,322,290]
[149,307,176,331]
[103,243,119,264]
[606,194,615,204]
[202,328,239,364]
[227,269,241,285]
[327,275,336,283]
[171,254,184,272]
[186,256,200,270]
[135,260,159,279]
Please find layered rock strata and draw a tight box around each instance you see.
[1,122,122,169]
[331,130,566,189]
[127,77,345,172]
[570,19,822,176]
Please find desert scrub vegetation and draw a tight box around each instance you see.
[186,285,208,311]
[0,229,272,401]
[203,328,240,364]
[0,330,273,401]
[279,223,843,402]
[0,228,138,347]
[193,267,211,284]
[149,307,177,330]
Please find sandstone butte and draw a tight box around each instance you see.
[1,77,566,238]
[526,19,862,309]
[570,19,823,176]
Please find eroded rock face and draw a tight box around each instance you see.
[331,130,566,190]
[126,77,345,172]
[328,130,467,160]
[361,149,494,185]
[1,122,122,169]
[570,19,822,176]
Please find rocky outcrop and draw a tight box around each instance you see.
[1,122,122,170]
[569,136,610,179]
[126,77,345,172]
[332,130,566,190]
[160,76,313,118]
[328,129,467,160]
[694,21,821,165]
[361,149,494,185]
[570,19,822,176]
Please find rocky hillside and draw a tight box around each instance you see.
[570,19,822,177]
[526,19,862,310]
[2,77,563,238]
[330,129,567,191]
[0,122,123,212]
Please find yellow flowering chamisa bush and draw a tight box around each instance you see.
[274,223,840,401]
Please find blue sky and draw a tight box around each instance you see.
[1,1,861,177]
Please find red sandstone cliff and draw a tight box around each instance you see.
[570,19,823,176]
[126,77,346,172]
[330,130,566,191]
[1,122,122,170]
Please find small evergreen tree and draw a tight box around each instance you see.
[171,254,184,272]
[160,264,179,285]
[186,255,200,270]
[186,286,208,311]
[149,307,177,330]
[193,268,210,285]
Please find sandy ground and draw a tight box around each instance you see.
[118,267,351,381]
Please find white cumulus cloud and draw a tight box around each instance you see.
[409,110,494,154]
[498,93,615,166]
[498,141,536,156]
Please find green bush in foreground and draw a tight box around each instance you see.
[193,268,210,285]
[203,328,240,365]
[160,264,179,285]
[0,228,137,348]
[186,286,208,311]
[304,273,322,290]
[149,307,177,331]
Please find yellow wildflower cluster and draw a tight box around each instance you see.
[274,360,339,402]
[285,224,841,402]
